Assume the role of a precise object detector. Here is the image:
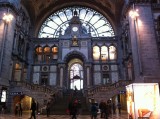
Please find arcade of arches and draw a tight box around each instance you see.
[0,0,160,115]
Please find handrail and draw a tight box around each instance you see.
[9,81,58,95]
[87,80,133,97]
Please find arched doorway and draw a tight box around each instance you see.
[68,58,84,90]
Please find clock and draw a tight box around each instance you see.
[72,26,78,32]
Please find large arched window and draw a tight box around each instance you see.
[52,46,58,59]
[93,46,100,60]
[101,46,108,61]
[109,45,117,60]
[35,46,43,63]
[38,6,115,38]
[43,46,51,63]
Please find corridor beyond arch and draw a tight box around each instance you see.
[68,58,84,90]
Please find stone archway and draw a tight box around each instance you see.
[63,51,86,90]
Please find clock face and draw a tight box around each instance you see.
[72,26,78,32]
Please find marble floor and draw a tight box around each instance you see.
[0,111,128,119]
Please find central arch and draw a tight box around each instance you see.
[64,51,86,90]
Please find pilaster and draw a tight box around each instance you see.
[128,3,160,82]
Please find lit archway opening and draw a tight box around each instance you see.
[70,63,83,90]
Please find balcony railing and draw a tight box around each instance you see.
[152,3,160,9]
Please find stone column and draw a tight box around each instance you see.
[0,6,16,83]
[84,64,92,87]
[58,64,65,88]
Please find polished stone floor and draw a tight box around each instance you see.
[0,110,128,119]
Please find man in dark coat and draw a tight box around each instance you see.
[29,99,37,119]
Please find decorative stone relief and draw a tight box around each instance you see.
[63,41,69,47]
[50,65,57,72]
[81,41,87,46]
[111,65,118,71]
[111,72,118,83]
[49,73,57,85]
[14,70,21,81]
[33,73,40,84]
[94,72,101,85]
[94,65,101,71]
[33,66,40,72]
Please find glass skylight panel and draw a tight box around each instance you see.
[59,12,67,22]
[84,11,93,21]
[43,27,53,34]
[79,9,86,19]
[65,10,72,20]
[52,15,62,25]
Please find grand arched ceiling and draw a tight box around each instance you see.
[21,0,125,36]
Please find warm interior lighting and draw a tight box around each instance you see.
[3,13,13,23]
[93,46,100,60]
[129,9,139,19]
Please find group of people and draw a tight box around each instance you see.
[90,100,121,119]
[14,99,37,119]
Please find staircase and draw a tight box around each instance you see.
[49,90,90,115]
[86,80,133,103]
[9,81,59,109]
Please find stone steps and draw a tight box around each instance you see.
[48,91,90,115]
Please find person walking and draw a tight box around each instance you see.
[29,99,37,119]
[70,99,78,119]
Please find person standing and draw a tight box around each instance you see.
[29,99,37,119]
[46,102,50,117]
[112,102,116,114]
[99,100,105,118]
[15,103,19,116]
[18,102,23,117]
[117,102,121,115]
[90,102,98,119]
[104,102,109,119]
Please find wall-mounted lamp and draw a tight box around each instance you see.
[129,9,139,20]
[2,13,13,23]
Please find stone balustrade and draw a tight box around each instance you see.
[9,81,58,95]
[87,80,133,97]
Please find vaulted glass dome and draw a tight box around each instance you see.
[38,6,115,38]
